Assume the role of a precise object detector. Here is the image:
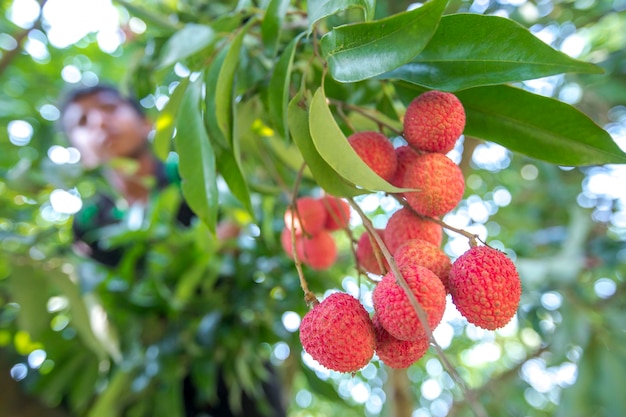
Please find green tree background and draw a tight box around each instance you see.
[0,0,625,416]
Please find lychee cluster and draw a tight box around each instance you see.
[281,195,350,270]
[297,91,522,373]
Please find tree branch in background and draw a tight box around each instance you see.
[0,0,48,78]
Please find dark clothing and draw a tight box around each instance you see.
[72,158,286,417]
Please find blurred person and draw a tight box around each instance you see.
[60,84,286,417]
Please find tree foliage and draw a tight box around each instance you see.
[1,0,626,416]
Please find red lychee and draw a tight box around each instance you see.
[373,314,430,369]
[284,196,327,236]
[389,145,421,189]
[281,228,337,270]
[347,131,398,182]
[384,207,443,254]
[402,153,465,218]
[299,292,376,373]
[448,246,521,330]
[355,229,389,275]
[373,263,446,341]
[320,195,351,231]
[403,90,466,154]
[394,238,452,292]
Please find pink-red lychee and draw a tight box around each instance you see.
[300,292,376,373]
[373,263,446,341]
[281,228,337,270]
[402,153,465,218]
[320,195,351,231]
[403,90,466,154]
[394,238,452,292]
[448,246,521,330]
[347,131,398,182]
[389,145,421,189]
[355,229,389,275]
[373,314,430,369]
[284,196,327,236]
[384,207,443,254]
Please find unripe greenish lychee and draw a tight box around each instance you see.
[355,229,389,275]
[449,246,521,330]
[373,264,446,341]
[403,90,466,154]
[284,196,327,236]
[389,145,421,189]
[402,153,465,218]
[384,207,443,254]
[395,238,452,292]
[348,131,398,181]
[281,228,337,270]
[320,195,351,231]
[373,314,430,369]
[300,292,375,373]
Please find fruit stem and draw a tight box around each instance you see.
[290,163,318,307]
[350,197,488,417]
[394,197,485,246]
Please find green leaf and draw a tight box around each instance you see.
[215,21,254,146]
[268,33,304,140]
[396,83,626,166]
[308,88,407,192]
[7,266,50,340]
[204,47,229,149]
[261,0,291,55]
[308,0,376,30]
[380,14,603,91]
[157,23,216,69]
[153,77,190,160]
[287,93,362,197]
[87,368,134,417]
[175,77,219,232]
[320,0,448,82]
[116,0,181,31]
[215,145,254,216]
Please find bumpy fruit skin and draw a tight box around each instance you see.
[403,153,465,218]
[384,207,443,254]
[395,238,452,292]
[403,90,466,154]
[300,292,376,373]
[355,229,389,275]
[320,195,351,231]
[281,228,337,270]
[373,264,446,341]
[389,145,421,189]
[373,314,430,369]
[284,197,327,236]
[348,131,398,181]
[449,246,521,330]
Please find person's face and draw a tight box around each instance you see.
[62,91,152,169]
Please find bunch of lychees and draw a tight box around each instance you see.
[293,91,522,373]
[281,195,351,270]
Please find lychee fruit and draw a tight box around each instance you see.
[402,153,465,218]
[373,263,446,341]
[355,229,389,275]
[394,238,452,292]
[389,145,421,189]
[384,207,443,254]
[448,246,521,330]
[373,314,430,369]
[347,131,398,182]
[284,196,327,236]
[281,228,337,270]
[403,90,466,154]
[320,195,351,231]
[299,292,376,373]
